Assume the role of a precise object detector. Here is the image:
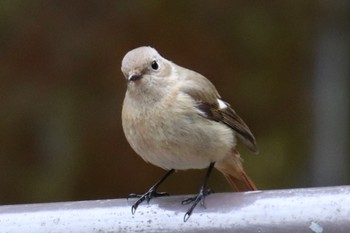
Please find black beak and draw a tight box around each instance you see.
[128,73,142,82]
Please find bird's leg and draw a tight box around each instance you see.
[128,169,175,214]
[182,162,215,222]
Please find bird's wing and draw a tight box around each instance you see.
[179,69,258,153]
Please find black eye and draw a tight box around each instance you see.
[151,60,159,70]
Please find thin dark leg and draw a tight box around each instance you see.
[128,169,175,214]
[182,162,215,222]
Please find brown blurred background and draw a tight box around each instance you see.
[0,1,349,204]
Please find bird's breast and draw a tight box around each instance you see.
[122,92,236,170]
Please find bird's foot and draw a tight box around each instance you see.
[181,187,214,221]
[128,188,169,214]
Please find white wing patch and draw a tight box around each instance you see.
[217,99,228,109]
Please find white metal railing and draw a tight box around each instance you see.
[0,185,349,233]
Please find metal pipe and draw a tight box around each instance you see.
[1,186,350,233]
[311,1,350,186]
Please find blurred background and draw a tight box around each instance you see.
[0,1,349,205]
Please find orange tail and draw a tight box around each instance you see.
[222,170,256,191]
[215,149,257,192]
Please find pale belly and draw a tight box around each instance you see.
[123,111,236,170]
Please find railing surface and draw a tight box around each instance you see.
[0,186,349,233]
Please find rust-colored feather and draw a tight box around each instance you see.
[223,170,257,191]
[215,149,257,191]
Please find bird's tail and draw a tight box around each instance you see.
[222,170,256,191]
[215,150,257,192]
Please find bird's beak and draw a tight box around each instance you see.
[128,73,142,82]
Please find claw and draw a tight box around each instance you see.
[181,197,196,205]
[183,212,191,222]
[131,204,137,214]
[127,170,175,214]
[182,188,213,205]
[183,187,212,222]
[181,162,216,222]
[129,189,170,214]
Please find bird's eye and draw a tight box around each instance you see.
[151,60,159,70]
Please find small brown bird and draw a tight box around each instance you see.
[121,46,258,221]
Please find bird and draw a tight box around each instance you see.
[121,46,258,222]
